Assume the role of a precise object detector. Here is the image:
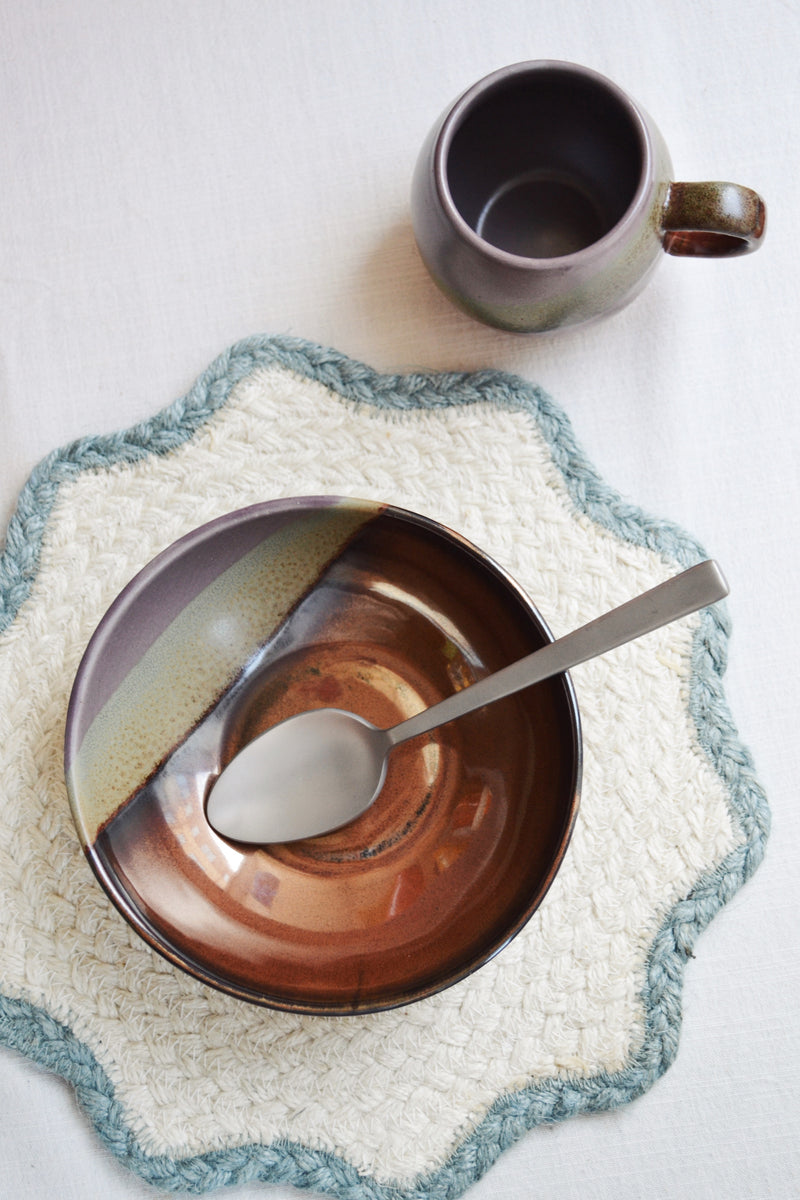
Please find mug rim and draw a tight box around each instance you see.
[433,59,655,267]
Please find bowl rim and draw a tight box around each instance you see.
[65,495,583,1013]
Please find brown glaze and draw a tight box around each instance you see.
[661,181,767,257]
[77,500,580,1013]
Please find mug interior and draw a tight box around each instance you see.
[446,66,644,258]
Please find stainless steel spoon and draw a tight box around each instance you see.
[206,559,727,844]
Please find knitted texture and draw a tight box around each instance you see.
[0,335,769,1197]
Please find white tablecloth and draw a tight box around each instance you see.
[1,2,797,1197]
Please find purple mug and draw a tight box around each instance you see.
[411,61,766,333]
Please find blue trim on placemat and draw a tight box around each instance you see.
[0,335,770,1197]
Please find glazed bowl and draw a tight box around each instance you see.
[65,497,581,1014]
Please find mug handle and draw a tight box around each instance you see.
[661,181,766,257]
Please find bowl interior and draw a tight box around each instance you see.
[66,497,581,1013]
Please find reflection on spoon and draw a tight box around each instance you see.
[206,560,728,845]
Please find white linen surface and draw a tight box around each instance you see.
[0,2,797,1198]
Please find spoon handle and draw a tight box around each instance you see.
[386,559,728,747]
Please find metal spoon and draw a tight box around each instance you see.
[206,559,727,844]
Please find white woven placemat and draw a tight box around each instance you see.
[0,336,768,1197]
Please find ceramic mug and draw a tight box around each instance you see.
[411,61,766,333]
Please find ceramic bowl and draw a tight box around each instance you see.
[65,497,581,1014]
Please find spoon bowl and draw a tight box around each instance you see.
[207,708,391,843]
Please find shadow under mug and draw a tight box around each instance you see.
[411,61,766,333]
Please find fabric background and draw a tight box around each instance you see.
[1,2,797,1198]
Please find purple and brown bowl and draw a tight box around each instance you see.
[65,497,581,1014]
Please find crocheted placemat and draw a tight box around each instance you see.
[0,335,769,1197]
